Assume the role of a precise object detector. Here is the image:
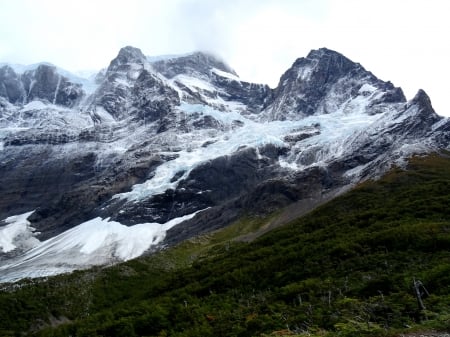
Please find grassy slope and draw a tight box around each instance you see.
[1,154,450,336]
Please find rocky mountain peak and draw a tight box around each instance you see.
[263,48,406,120]
[412,89,434,110]
[150,51,237,79]
[0,64,17,77]
[408,89,441,125]
[0,63,84,107]
[107,46,147,73]
[284,48,362,88]
[0,65,24,104]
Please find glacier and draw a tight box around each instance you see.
[0,210,205,283]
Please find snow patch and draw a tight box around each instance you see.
[174,74,216,92]
[297,65,314,81]
[0,210,204,283]
[211,68,240,81]
[358,83,377,94]
[0,211,38,253]
[22,100,48,112]
[147,53,191,63]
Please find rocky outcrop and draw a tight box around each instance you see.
[151,51,237,79]
[0,65,25,104]
[265,48,406,120]
[0,64,84,107]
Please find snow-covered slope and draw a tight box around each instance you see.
[0,46,449,282]
[0,210,203,282]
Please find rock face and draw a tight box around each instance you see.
[0,65,25,104]
[0,64,84,107]
[265,48,406,120]
[1,46,450,282]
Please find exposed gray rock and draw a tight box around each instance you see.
[265,48,406,120]
[0,66,25,104]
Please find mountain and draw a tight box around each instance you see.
[0,46,449,282]
[1,153,450,336]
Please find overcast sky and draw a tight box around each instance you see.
[0,0,449,116]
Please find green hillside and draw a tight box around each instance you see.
[1,154,450,336]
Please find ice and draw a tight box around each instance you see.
[22,100,48,112]
[431,116,449,131]
[174,74,216,92]
[180,103,247,124]
[211,68,240,81]
[358,83,377,94]
[117,103,310,201]
[52,74,62,104]
[0,210,204,283]
[114,77,133,87]
[278,108,382,169]
[146,53,191,63]
[0,211,38,253]
[297,65,314,81]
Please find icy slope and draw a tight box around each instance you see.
[0,210,203,283]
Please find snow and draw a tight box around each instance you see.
[146,53,191,63]
[118,103,318,202]
[7,101,93,131]
[53,74,62,104]
[174,74,216,92]
[22,100,48,112]
[181,102,247,124]
[115,91,404,202]
[121,90,400,202]
[0,62,99,94]
[0,211,38,253]
[431,117,449,131]
[0,210,204,283]
[211,68,240,81]
[114,77,133,87]
[279,107,382,169]
[1,51,444,283]
[297,65,314,81]
[90,106,116,123]
[358,83,377,94]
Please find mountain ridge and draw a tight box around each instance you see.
[0,46,449,282]
[1,153,450,336]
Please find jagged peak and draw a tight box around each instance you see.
[277,48,365,91]
[118,46,146,59]
[0,64,18,76]
[299,47,361,73]
[187,51,236,75]
[108,46,147,71]
[30,63,57,73]
[149,50,237,79]
[409,88,440,119]
[412,89,432,107]
[306,47,346,60]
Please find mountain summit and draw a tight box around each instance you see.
[0,47,449,282]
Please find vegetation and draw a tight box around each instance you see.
[1,154,450,336]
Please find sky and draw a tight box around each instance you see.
[0,0,449,116]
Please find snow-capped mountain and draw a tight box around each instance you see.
[0,46,449,282]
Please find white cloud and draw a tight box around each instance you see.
[0,0,448,115]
